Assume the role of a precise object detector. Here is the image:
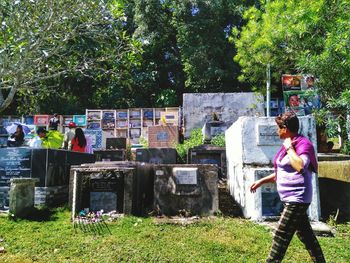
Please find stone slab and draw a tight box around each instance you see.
[9,178,38,217]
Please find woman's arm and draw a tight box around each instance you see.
[250,173,276,193]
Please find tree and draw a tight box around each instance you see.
[0,0,141,114]
[234,0,350,148]
[172,0,250,93]
[126,0,185,107]
[127,0,257,107]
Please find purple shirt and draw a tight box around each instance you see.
[276,153,312,203]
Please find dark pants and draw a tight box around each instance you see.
[266,202,326,263]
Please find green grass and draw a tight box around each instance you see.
[0,208,349,262]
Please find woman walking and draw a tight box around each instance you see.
[250,112,325,263]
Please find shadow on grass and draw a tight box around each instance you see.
[11,206,58,222]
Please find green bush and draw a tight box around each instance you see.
[139,136,148,148]
[340,141,350,155]
[175,128,203,163]
[211,134,225,147]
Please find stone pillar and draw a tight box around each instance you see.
[9,178,39,217]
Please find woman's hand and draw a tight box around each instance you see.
[283,137,292,150]
[250,173,276,193]
[250,181,262,193]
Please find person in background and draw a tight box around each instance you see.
[28,127,47,148]
[7,125,24,147]
[71,128,86,153]
[250,112,325,263]
[28,127,63,149]
[62,122,76,150]
[49,113,60,130]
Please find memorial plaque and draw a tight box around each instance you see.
[256,125,280,146]
[173,168,197,185]
[90,192,117,212]
[89,177,118,212]
[0,148,31,186]
[156,132,169,141]
[90,179,118,192]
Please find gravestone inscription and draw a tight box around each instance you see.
[0,148,31,187]
[256,125,280,146]
[173,168,197,185]
[89,172,121,212]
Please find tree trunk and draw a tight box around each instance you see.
[0,85,18,113]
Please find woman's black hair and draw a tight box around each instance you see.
[17,125,23,133]
[74,128,87,148]
[275,112,299,133]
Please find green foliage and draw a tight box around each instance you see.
[139,136,148,148]
[235,0,350,95]
[175,128,203,163]
[125,142,133,161]
[0,0,142,114]
[211,133,226,147]
[340,141,350,155]
[234,0,350,147]
[171,0,250,92]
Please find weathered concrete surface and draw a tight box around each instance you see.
[9,178,38,217]
[318,178,350,221]
[94,149,126,162]
[154,164,219,216]
[188,145,226,179]
[318,160,350,183]
[318,153,350,162]
[70,166,135,220]
[226,116,321,221]
[69,161,154,217]
[136,148,177,164]
[318,160,350,220]
[183,93,264,138]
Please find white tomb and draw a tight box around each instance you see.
[225,116,321,221]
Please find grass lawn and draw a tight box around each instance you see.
[0,208,349,263]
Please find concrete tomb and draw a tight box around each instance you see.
[188,145,226,179]
[94,149,126,162]
[136,148,177,164]
[183,92,264,138]
[9,178,38,217]
[225,116,321,221]
[0,148,95,210]
[153,164,219,216]
[69,161,153,218]
[318,157,350,220]
[202,120,228,143]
